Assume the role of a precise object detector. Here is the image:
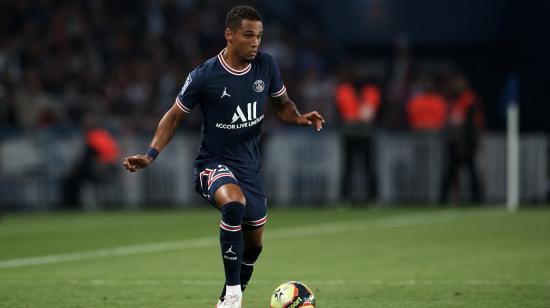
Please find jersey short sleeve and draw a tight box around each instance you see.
[176,68,203,113]
[268,55,286,98]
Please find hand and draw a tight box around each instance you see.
[297,111,325,131]
[123,155,154,172]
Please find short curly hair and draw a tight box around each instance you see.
[225,5,262,30]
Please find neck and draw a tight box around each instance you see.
[223,47,249,70]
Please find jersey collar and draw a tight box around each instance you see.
[217,48,252,76]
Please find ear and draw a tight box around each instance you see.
[224,28,233,43]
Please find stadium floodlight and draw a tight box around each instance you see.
[505,73,519,212]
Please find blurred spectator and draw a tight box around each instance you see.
[335,68,381,202]
[0,84,19,136]
[439,73,485,203]
[297,67,337,125]
[62,114,120,209]
[0,1,339,135]
[13,70,66,131]
[406,75,447,131]
[383,35,413,129]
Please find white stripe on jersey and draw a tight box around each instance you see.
[217,48,252,76]
[270,85,286,97]
[176,97,192,113]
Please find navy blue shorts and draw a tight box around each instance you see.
[194,162,267,230]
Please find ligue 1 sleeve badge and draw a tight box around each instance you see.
[253,80,265,93]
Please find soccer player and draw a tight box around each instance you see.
[123,5,324,308]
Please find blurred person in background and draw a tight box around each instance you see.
[383,35,413,129]
[14,69,66,132]
[0,84,18,137]
[297,67,337,126]
[62,114,120,209]
[122,6,324,308]
[406,74,447,131]
[439,73,484,204]
[335,66,381,202]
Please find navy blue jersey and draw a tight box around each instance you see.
[176,49,286,176]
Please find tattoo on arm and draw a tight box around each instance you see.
[270,91,290,108]
[270,92,301,124]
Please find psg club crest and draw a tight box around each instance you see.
[253,80,265,93]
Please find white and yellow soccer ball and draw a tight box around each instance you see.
[270,281,315,308]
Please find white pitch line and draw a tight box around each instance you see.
[53,278,550,286]
[0,237,217,269]
[0,210,505,269]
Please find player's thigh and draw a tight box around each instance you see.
[239,178,268,235]
[243,225,263,249]
[195,163,246,209]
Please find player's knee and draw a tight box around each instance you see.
[221,194,246,207]
[220,202,245,227]
[215,183,246,206]
[242,245,262,264]
[232,194,246,206]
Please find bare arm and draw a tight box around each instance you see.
[123,101,188,172]
[149,102,188,151]
[270,91,325,131]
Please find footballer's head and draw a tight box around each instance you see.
[225,5,263,63]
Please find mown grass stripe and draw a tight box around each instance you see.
[0,210,505,269]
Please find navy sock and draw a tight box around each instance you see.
[220,245,262,300]
[219,202,245,286]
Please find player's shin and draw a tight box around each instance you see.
[219,202,245,289]
[241,245,262,291]
[219,245,262,302]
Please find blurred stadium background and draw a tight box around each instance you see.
[1,0,550,210]
[1,1,550,307]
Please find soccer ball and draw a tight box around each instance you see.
[270,281,315,308]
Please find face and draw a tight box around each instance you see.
[226,19,263,62]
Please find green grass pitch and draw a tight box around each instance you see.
[1,207,549,307]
